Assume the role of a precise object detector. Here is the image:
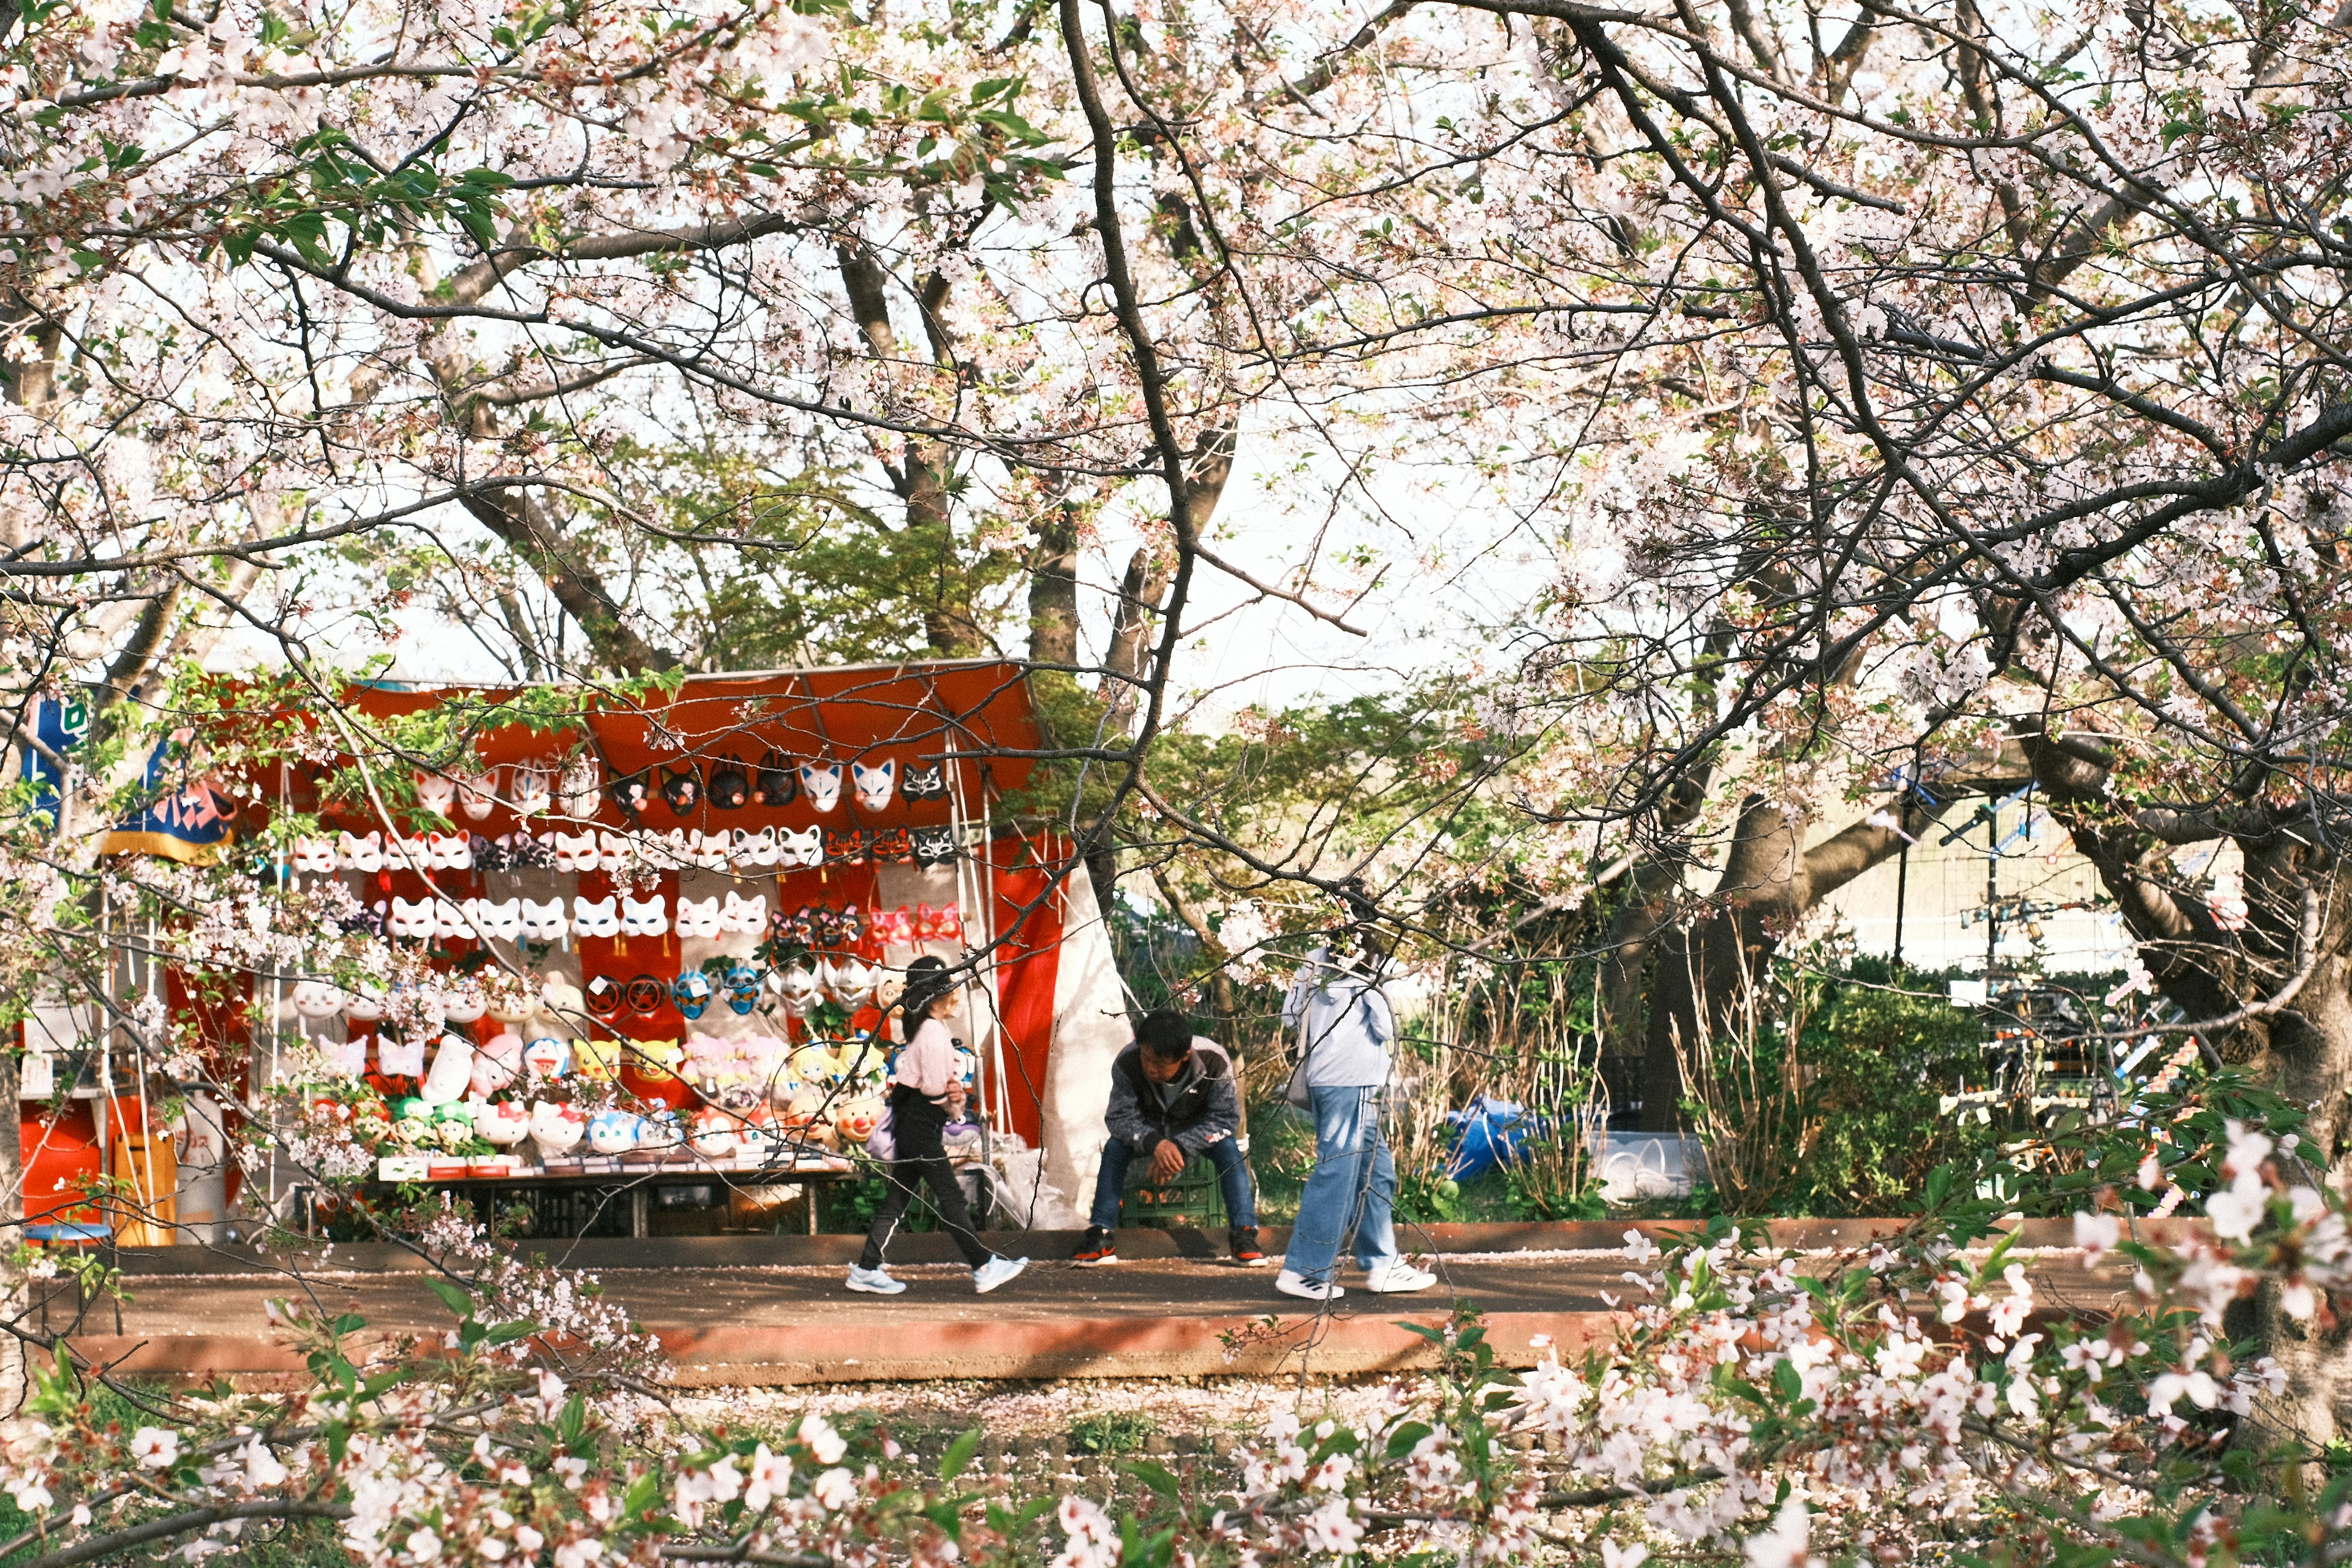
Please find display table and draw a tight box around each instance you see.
[368,1155,861,1238]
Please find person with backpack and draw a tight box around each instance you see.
[1072,1008,1264,1266]
[1275,930,1437,1301]
[848,956,1029,1295]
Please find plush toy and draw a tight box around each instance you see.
[291,980,344,1020]
[377,1033,426,1078]
[344,986,386,1022]
[419,1035,475,1106]
[587,1109,642,1155]
[470,1031,522,1098]
[475,1101,531,1147]
[528,1101,584,1161]
[833,1095,883,1147]
[522,1036,570,1078]
[438,982,487,1025]
[690,1109,738,1160]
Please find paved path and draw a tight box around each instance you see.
[59,1246,2127,1387]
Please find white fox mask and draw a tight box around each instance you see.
[596,829,629,872]
[431,899,472,941]
[414,772,457,815]
[519,897,568,943]
[573,895,621,938]
[732,827,779,870]
[552,830,597,872]
[720,891,767,934]
[454,767,497,821]
[470,896,522,943]
[674,895,722,939]
[851,759,896,811]
[620,894,668,937]
[799,762,842,813]
[512,766,552,816]
[388,897,436,940]
[778,826,822,867]
[291,837,337,875]
[428,831,472,870]
[337,831,383,872]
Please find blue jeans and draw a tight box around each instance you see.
[1285,1086,1397,1284]
[1090,1133,1257,1229]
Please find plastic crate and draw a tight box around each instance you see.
[1120,1155,1224,1229]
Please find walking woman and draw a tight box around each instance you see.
[848,956,1028,1295]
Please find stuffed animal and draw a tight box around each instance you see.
[291,980,344,1020]
[529,1101,584,1161]
[587,1109,642,1155]
[690,1108,738,1160]
[420,1035,475,1106]
[522,1036,570,1077]
[469,1031,522,1098]
[475,1101,532,1147]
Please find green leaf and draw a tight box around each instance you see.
[940,1427,981,1482]
[1386,1420,1434,1459]
[1773,1358,1803,1403]
[1121,1459,1180,1499]
[424,1277,474,1317]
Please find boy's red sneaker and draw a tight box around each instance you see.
[1072,1226,1118,1265]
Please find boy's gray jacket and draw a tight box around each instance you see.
[1104,1038,1240,1154]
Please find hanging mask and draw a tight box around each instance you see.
[624,974,668,1016]
[467,896,520,943]
[911,826,959,867]
[824,828,870,865]
[344,986,386,1022]
[778,826,823,869]
[660,766,700,816]
[337,830,383,872]
[439,982,488,1024]
[415,771,458,816]
[519,897,568,944]
[505,831,552,870]
[798,762,842,813]
[733,827,779,872]
[720,890,767,935]
[620,894,668,938]
[754,749,797,807]
[432,899,473,943]
[725,963,764,1015]
[558,755,601,820]
[612,771,652,820]
[707,756,750,810]
[573,895,621,938]
[674,895,722,940]
[455,767,497,821]
[551,830,596,873]
[851,759,896,812]
[428,831,473,870]
[472,833,507,872]
[388,833,432,873]
[596,829,630,873]
[902,764,949,801]
[512,766,553,817]
[522,1037,571,1078]
[772,965,820,1018]
[586,974,624,1019]
[693,829,733,870]
[388,897,436,940]
[291,837,338,876]
[672,970,712,1020]
[870,827,913,864]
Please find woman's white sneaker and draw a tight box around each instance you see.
[846,1265,906,1295]
[973,1256,1029,1294]
[1363,1258,1438,1294]
[1276,1270,1343,1301]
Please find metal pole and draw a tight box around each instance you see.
[1985,805,1999,982]
[1893,845,1909,966]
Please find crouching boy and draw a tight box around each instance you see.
[1073,1008,1263,1265]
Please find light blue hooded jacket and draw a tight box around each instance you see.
[1281,948,1396,1089]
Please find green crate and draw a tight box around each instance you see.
[1120,1155,1226,1229]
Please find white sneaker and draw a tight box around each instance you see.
[846,1265,906,1295]
[1276,1269,1343,1302]
[1363,1257,1438,1294]
[973,1256,1029,1294]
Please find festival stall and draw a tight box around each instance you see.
[15,660,1127,1243]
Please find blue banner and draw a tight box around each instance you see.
[97,729,236,864]
[17,692,90,829]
